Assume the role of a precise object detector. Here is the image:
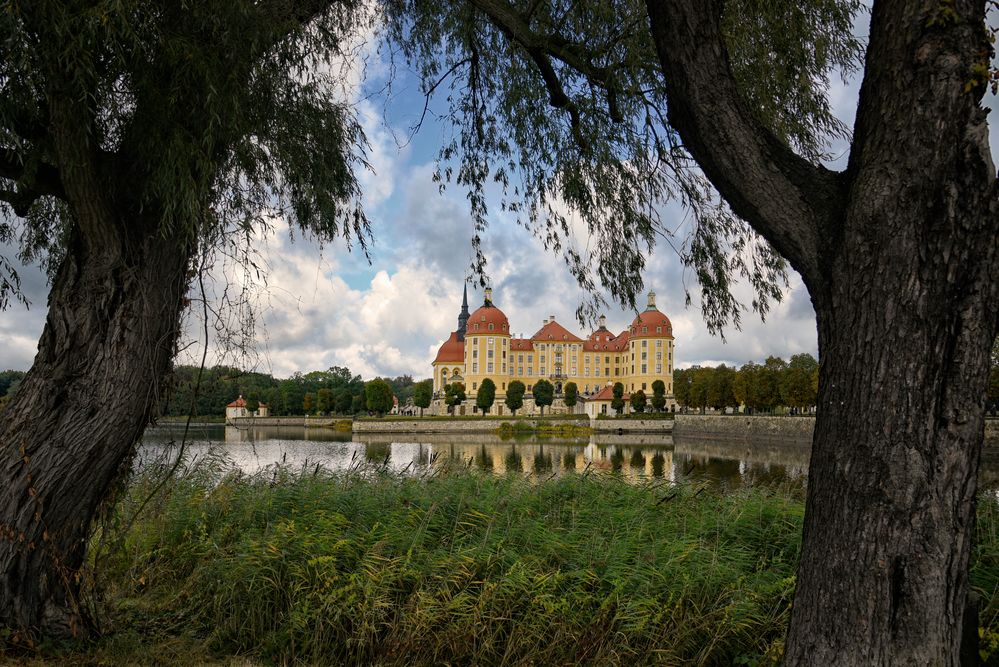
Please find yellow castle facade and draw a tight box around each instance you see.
[432,286,675,414]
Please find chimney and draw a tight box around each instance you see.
[549,314,556,322]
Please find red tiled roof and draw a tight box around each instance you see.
[583,328,628,352]
[434,331,465,363]
[467,305,510,334]
[629,309,673,338]
[510,337,534,351]
[590,384,629,401]
[227,396,268,408]
[531,319,583,342]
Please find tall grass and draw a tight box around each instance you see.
[22,457,999,665]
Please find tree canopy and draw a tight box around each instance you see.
[383,0,862,327]
[476,378,497,413]
[505,380,526,415]
[533,379,554,415]
[365,378,395,415]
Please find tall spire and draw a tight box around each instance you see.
[456,282,470,341]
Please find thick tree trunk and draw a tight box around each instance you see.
[640,0,999,662]
[784,250,996,663]
[0,219,191,640]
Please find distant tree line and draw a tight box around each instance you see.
[674,354,820,414]
[0,370,26,410]
[158,364,429,417]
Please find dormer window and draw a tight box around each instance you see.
[474,323,479,331]
[481,315,486,321]
[656,326,662,333]
[642,326,648,333]
[488,323,494,331]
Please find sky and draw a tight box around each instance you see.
[1,8,997,381]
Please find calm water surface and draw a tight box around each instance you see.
[138,425,811,488]
[139,424,999,490]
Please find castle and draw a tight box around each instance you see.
[432,286,676,415]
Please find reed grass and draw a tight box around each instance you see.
[15,456,999,665]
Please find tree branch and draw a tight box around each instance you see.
[467,0,624,131]
[0,148,66,215]
[643,0,840,289]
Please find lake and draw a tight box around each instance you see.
[132,424,794,489]
[139,424,999,490]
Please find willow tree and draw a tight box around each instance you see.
[0,0,372,638]
[387,0,999,663]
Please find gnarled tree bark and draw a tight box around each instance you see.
[0,89,195,638]
[644,0,999,663]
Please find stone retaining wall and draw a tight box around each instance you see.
[352,418,589,434]
[226,416,348,428]
[590,419,673,434]
[675,416,999,445]
[673,415,814,441]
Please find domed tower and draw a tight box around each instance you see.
[624,290,675,400]
[463,287,512,400]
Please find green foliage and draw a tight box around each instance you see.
[476,378,497,414]
[651,379,666,412]
[365,379,395,415]
[563,381,578,408]
[88,464,816,665]
[505,380,526,415]
[612,382,625,415]
[303,393,315,414]
[245,392,260,414]
[680,354,820,414]
[630,390,647,413]
[316,388,333,414]
[413,379,433,416]
[0,369,25,398]
[160,364,368,417]
[444,383,467,413]
[384,0,862,330]
[533,379,555,415]
[1,1,377,305]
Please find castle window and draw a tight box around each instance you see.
[487,349,494,358]
[488,362,494,372]
[518,367,523,375]
[473,382,477,389]
[518,354,524,363]
[540,367,546,375]
[641,364,647,373]
[472,363,478,373]
[642,382,647,390]
[481,315,486,321]
[642,340,648,348]
[657,326,662,333]
[489,323,494,331]
[474,324,479,331]
[656,340,662,348]
[502,324,507,331]
[656,364,662,374]
[527,368,533,376]
[488,337,494,346]
[642,326,648,333]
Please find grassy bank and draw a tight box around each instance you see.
[496,419,593,438]
[11,462,999,665]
